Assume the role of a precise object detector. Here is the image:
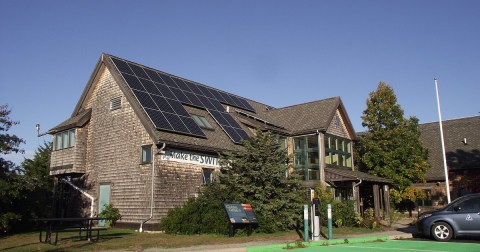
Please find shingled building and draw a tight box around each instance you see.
[414,116,480,209]
[48,54,391,230]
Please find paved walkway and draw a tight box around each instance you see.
[144,218,417,252]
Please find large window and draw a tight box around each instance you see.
[325,135,352,168]
[54,129,75,150]
[294,135,320,180]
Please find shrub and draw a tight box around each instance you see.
[98,204,121,227]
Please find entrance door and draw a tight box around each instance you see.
[98,184,111,226]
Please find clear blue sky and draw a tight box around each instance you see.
[1,0,479,164]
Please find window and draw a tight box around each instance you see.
[202,168,214,185]
[324,134,352,168]
[293,135,320,181]
[110,97,122,110]
[54,129,75,150]
[141,145,152,163]
[191,114,213,130]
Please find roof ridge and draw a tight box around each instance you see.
[420,115,480,126]
[269,96,340,111]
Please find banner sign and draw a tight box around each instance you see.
[161,148,220,167]
[224,203,258,224]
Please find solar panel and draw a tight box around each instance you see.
[111,56,253,141]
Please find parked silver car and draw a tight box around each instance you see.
[416,193,480,241]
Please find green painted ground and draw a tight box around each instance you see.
[247,238,480,252]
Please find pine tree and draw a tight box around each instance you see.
[356,82,429,199]
[219,130,305,232]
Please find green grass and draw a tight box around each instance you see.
[0,226,387,252]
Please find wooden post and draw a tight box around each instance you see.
[373,184,380,219]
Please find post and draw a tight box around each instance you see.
[434,78,451,203]
[313,198,320,241]
[303,205,309,242]
[327,204,332,240]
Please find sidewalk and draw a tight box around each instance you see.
[144,218,417,252]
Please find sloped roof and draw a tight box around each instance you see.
[419,116,480,181]
[48,108,91,134]
[55,53,355,153]
[325,167,392,184]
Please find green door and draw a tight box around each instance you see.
[98,184,111,226]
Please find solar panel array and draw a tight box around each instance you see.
[110,56,254,143]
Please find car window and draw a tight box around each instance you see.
[457,197,480,212]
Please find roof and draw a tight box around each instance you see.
[325,167,393,184]
[53,53,356,152]
[419,116,480,181]
[48,108,91,134]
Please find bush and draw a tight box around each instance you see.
[98,204,121,227]
[159,183,230,234]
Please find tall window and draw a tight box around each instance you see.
[54,129,75,150]
[294,135,319,180]
[202,168,214,185]
[141,145,152,163]
[325,134,352,168]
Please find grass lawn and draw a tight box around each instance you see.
[0,226,385,252]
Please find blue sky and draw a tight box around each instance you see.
[1,0,479,164]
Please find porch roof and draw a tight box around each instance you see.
[325,167,392,184]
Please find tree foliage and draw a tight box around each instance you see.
[160,130,306,234]
[1,104,54,233]
[356,82,429,200]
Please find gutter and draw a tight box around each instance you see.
[139,142,166,232]
[61,178,95,217]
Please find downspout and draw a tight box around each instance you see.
[61,178,95,217]
[352,178,363,213]
[139,142,166,232]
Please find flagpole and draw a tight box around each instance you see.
[434,78,451,203]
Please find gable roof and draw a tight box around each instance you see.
[52,53,356,152]
[419,116,480,181]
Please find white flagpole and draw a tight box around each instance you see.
[434,78,451,203]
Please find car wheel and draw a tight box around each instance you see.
[431,222,453,241]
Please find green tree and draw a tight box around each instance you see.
[0,104,26,233]
[356,82,429,201]
[160,130,306,234]
[219,130,305,233]
[16,142,54,226]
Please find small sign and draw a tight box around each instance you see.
[224,203,258,224]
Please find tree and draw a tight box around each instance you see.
[219,130,305,233]
[17,143,54,224]
[160,130,306,234]
[356,82,429,202]
[0,104,26,233]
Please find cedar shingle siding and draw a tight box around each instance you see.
[48,54,387,229]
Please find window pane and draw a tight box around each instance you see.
[142,145,152,163]
[199,117,213,129]
[62,131,69,149]
[294,138,304,150]
[308,151,319,165]
[69,129,75,147]
[192,115,204,127]
[324,136,330,149]
[308,168,320,180]
[56,134,62,150]
[203,168,213,185]
[307,135,318,149]
[294,152,305,166]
